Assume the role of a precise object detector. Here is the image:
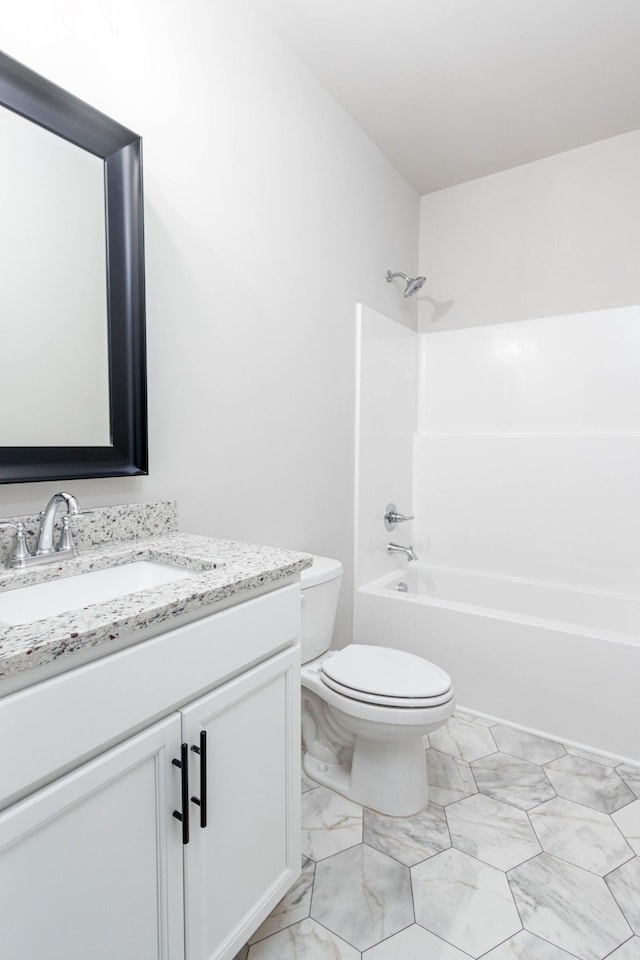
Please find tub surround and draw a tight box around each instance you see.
[0,500,312,685]
[355,305,640,770]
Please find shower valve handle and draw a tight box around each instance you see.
[384,503,414,531]
[386,511,414,524]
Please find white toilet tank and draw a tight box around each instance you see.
[300,556,343,664]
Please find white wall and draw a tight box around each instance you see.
[0,0,419,645]
[419,130,640,331]
[355,305,417,590]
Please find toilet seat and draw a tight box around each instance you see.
[320,644,453,708]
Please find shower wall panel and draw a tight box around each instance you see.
[415,305,640,593]
[355,304,418,588]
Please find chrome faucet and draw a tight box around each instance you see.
[0,491,84,570]
[36,491,81,555]
[387,542,419,562]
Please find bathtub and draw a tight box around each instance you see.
[355,565,640,762]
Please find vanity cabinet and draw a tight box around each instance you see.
[182,650,300,960]
[0,714,185,960]
[0,583,301,960]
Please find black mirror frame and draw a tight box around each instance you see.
[0,50,148,483]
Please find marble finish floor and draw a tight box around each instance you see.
[236,712,640,960]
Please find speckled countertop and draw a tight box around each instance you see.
[0,520,312,683]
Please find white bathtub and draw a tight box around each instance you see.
[355,565,640,762]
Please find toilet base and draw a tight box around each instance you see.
[303,733,429,818]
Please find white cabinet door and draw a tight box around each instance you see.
[182,645,301,960]
[0,714,185,960]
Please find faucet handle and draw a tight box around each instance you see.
[0,521,31,568]
[0,520,27,537]
[384,503,415,531]
[59,516,75,552]
[61,510,95,550]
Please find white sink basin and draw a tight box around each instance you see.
[0,560,194,626]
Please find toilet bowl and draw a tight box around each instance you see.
[300,556,455,817]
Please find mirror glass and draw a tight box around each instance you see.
[0,105,110,446]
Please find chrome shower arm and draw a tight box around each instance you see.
[385,270,410,283]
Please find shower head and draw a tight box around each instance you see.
[385,270,426,298]
[405,275,426,297]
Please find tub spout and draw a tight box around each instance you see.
[387,542,418,562]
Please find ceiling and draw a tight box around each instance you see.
[248,0,640,194]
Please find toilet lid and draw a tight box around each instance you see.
[320,645,453,707]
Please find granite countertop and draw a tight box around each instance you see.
[0,533,312,683]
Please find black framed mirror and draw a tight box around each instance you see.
[0,50,147,483]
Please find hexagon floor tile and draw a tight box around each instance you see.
[606,857,640,935]
[412,847,522,956]
[363,802,450,866]
[617,764,640,799]
[480,930,575,959]
[491,724,567,765]
[508,852,633,960]
[544,755,636,814]
[429,715,498,762]
[363,924,469,959]
[301,784,362,861]
[237,716,640,960]
[529,796,634,875]
[446,792,541,870]
[426,748,478,806]
[311,844,413,951]
[471,751,556,810]
[608,938,640,960]
[612,800,640,854]
[247,918,359,959]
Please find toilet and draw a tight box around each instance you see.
[300,556,455,817]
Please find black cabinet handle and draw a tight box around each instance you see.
[172,742,190,845]
[190,731,207,828]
